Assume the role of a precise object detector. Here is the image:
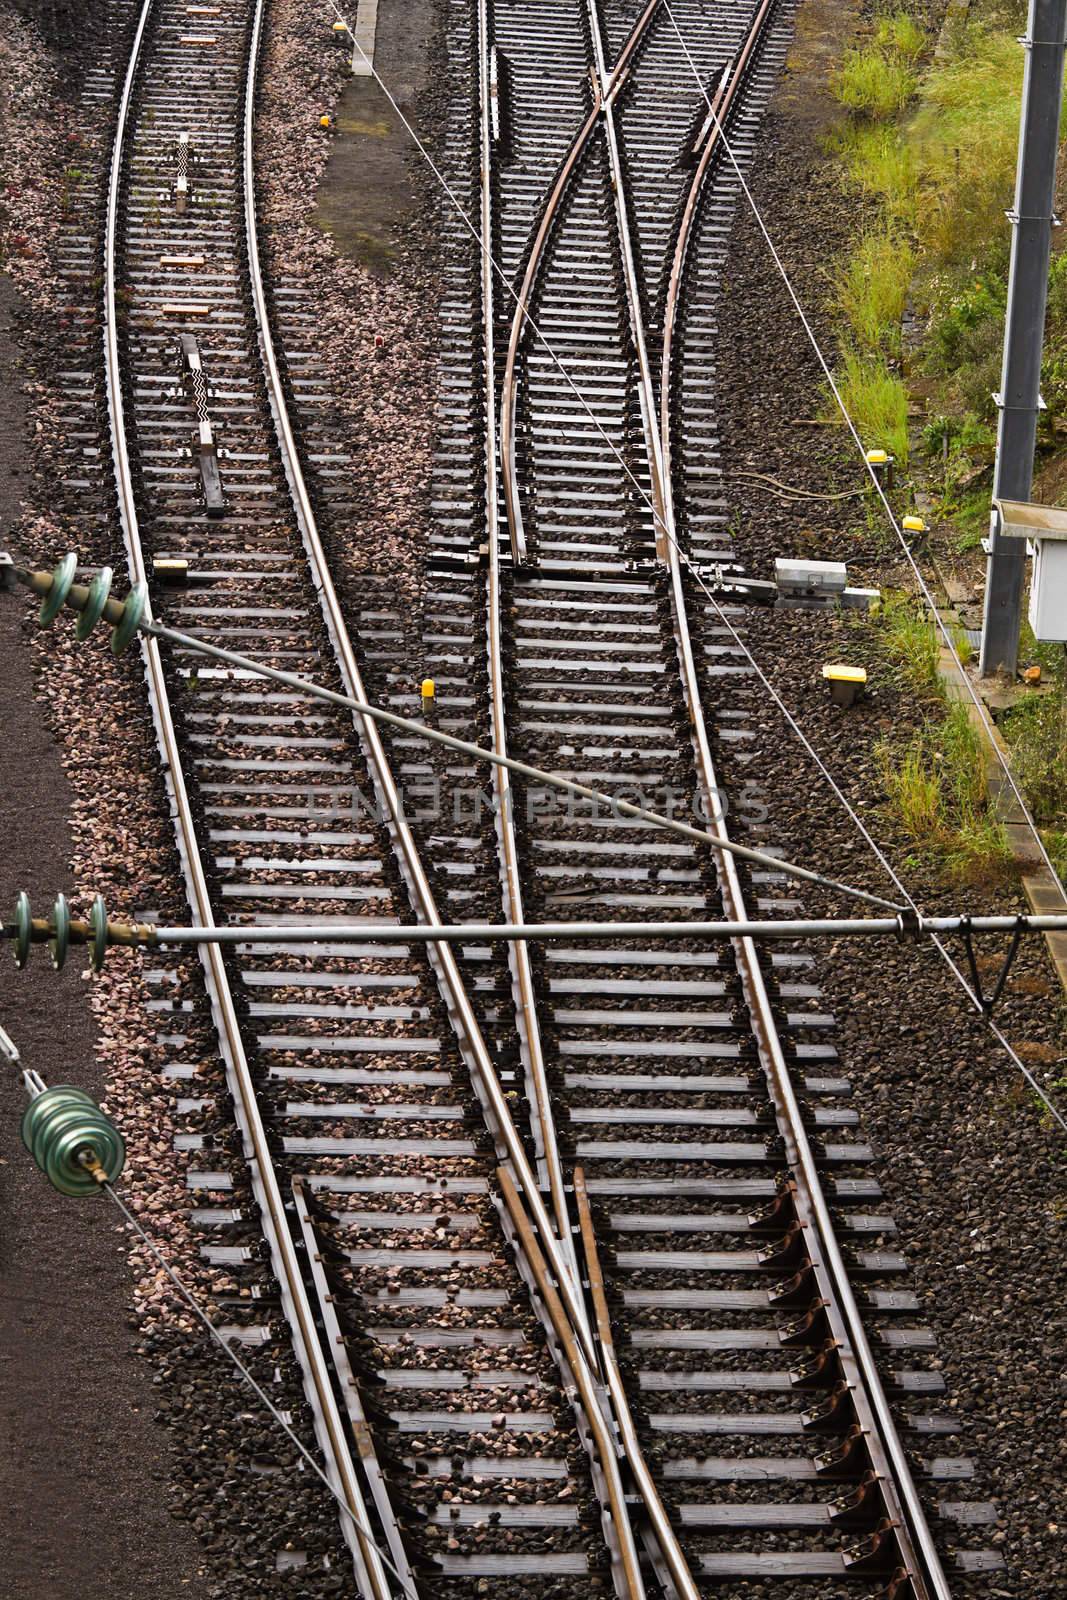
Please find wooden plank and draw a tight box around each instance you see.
[431,1504,577,1527]
[437,1554,588,1575]
[939,1502,998,1526]
[648,1412,803,1435]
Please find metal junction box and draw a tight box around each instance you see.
[775,558,847,599]
[992,498,1067,642]
[1029,535,1067,641]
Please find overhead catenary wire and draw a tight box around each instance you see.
[9,557,906,917]
[315,2,1067,1129]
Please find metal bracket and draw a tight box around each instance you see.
[958,915,1026,1016]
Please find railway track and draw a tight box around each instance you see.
[37,0,1007,1594]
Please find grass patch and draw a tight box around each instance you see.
[877,701,1012,881]
[879,590,942,693]
[835,348,910,460]
[875,9,925,61]
[827,117,918,216]
[907,30,1026,270]
[834,46,918,117]
[837,230,915,356]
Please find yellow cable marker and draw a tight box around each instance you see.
[822,663,867,708]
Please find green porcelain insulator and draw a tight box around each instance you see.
[76,565,113,641]
[21,1086,125,1197]
[38,552,77,626]
[111,581,147,654]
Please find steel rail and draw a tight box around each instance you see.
[659,0,774,491]
[573,1168,697,1600]
[497,8,703,1596]
[104,4,398,1593]
[498,0,663,561]
[291,1180,416,1589]
[499,86,601,560]
[586,0,671,559]
[476,0,579,1296]
[497,1169,645,1600]
[241,0,600,1377]
[657,9,952,1596]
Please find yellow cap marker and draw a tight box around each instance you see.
[319,114,331,129]
[421,678,436,707]
[822,663,867,708]
[865,449,889,466]
[902,514,926,534]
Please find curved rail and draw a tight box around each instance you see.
[659,0,774,486]
[493,6,703,1596]
[477,0,581,1298]
[657,11,952,1598]
[241,0,602,1382]
[499,0,664,559]
[106,1,658,1587]
[499,84,601,558]
[104,4,398,1594]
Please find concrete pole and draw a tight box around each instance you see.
[980,0,1067,675]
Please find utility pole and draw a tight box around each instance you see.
[980,0,1067,676]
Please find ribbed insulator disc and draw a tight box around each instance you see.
[20,1086,126,1196]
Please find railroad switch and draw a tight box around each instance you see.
[822,662,867,708]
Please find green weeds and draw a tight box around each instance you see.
[834,46,917,117]
[836,230,915,358]
[877,702,1011,881]
[879,589,942,692]
[835,348,910,460]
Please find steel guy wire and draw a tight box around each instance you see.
[102,1181,419,1600]
[660,0,1061,885]
[319,3,900,913]
[319,1,1067,1128]
[659,0,1067,1133]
